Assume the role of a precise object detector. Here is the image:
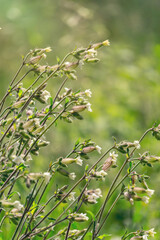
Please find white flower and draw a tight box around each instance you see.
[85,89,92,98]
[65,87,70,92]
[76,156,83,166]
[86,103,92,112]
[41,90,51,103]
[146,228,156,237]
[146,189,155,197]
[142,196,149,204]
[87,49,97,57]
[134,140,141,149]
[95,145,102,154]
[84,188,102,204]
[142,234,148,240]
[13,201,24,211]
[109,151,118,163]
[43,172,51,183]
[68,192,76,201]
[13,156,24,165]
[69,213,89,222]
[69,172,76,180]
[91,170,107,181]
[44,47,52,52]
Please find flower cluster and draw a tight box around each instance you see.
[83,188,102,204]
[124,172,154,205]
[102,151,118,171]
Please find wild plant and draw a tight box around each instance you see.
[0,40,158,240]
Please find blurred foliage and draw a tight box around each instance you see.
[0,0,160,239]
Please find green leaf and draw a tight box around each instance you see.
[72,112,83,120]
[97,234,111,239]
[86,210,96,221]
[75,138,81,147]
[56,56,60,64]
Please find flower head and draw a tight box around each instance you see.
[76,156,83,166]
[84,188,102,204]
[146,189,155,197]
[13,201,24,211]
[86,103,92,112]
[85,89,92,98]
[69,213,89,222]
[95,145,102,154]
[69,172,76,180]
[146,228,156,237]
[134,140,141,149]
[142,196,150,204]
[43,172,51,184]
[68,192,76,201]
[109,151,118,163]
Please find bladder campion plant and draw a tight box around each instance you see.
[0,40,158,240]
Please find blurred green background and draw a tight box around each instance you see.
[0,0,160,239]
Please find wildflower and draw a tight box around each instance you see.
[13,201,24,211]
[68,213,89,222]
[84,188,102,204]
[61,156,83,166]
[146,228,156,237]
[82,146,95,153]
[40,90,51,103]
[86,103,92,112]
[142,196,150,204]
[146,189,155,197]
[102,40,110,46]
[109,151,118,163]
[68,192,76,201]
[28,55,44,65]
[87,49,97,57]
[95,145,102,154]
[43,172,51,183]
[134,140,141,149]
[69,172,76,180]
[72,105,87,113]
[132,187,154,197]
[44,47,52,52]
[85,89,92,97]
[142,234,148,240]
[82,145,101,154]
[28,172,43,181]
[68,229,87,238]
[90,169,107,181]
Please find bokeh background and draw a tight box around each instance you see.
[0,0,160,239]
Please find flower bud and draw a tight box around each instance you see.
[13,100,25,109]
[28,55,43,65]
[68,213,89,222]
[85,58,99,63]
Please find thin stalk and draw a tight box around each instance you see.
[41,77,68,125]
[11,180,39,240]
[0,52,31,112]
[95,192,122,237]
[0,52,72,144]
[23,101,74,160]
[17,180,44,239]
[65,221,72,240]
[0,167,18,191]
[97,128,153,224]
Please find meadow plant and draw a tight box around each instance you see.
[0,40,158,239]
